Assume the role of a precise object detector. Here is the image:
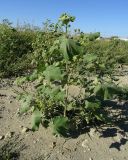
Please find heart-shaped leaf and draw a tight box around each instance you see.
[31,109,42,131]
[43,65,63,81]
[52,116,69,136]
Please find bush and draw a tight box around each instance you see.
[1,19,127,78]
[15,14,128,137]
[0,23,35,77]
[82,39,128,65]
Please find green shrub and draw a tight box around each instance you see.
[15,14,128,137]
[82,38,128,65]
[0,23,35,77]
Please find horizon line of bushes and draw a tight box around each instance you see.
[0,18,128,78]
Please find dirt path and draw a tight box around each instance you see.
[0,79,128,160]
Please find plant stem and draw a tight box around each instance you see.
[64,84,68,117]
[64,61,69,117]
[66,25,68,34]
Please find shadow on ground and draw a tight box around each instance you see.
[0,134,27,160]
[67,99,128,151]
[99,100,128,151]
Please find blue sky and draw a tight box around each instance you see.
[0,0,128,37]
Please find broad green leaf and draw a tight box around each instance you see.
[84,32,100,41]
[94,83,124,100]
[95,114,105,122]
[50,87,65,101]
[20,95,33,114]
[31,109,42,131]
[44,87,52,96]
[99,64,106,70]
[20,103,30,114]
[55,90,65,101]
[29,70,38,81]
[94,84,104,99]
[14,76,27,86]
[43,65,63,81]
[103,85,126,99]
[85,100,101,110]
[43,86,65,101]
[104,87,112,100]
[83,54,97,63]
[60,36,83,61]
[88,32,100,41]
[66,102,75,111]
[52,116,69,136]
[94,84,113,100]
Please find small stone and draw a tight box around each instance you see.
[16,108,20,115]
[115,132,124,142]
[21,127,29,133]
[57,151,60,154]
[5,132,13,138]
[37,139,39,142]
[50,142,56,149]
[82,139,88,148]
[61,151,64,155]
[89,158,93,160]
[25,134,29,137]
[51,141,56,148]
[89,128,96,137]
[8,99,13,103]
[87,147,91,151]
[0,135,4,140]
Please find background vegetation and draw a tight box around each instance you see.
[0,18,128,78]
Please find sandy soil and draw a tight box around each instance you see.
[0,77,128,160]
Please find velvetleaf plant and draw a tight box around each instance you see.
[15,13,128,137]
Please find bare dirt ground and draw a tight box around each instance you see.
[0,76,128,160]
